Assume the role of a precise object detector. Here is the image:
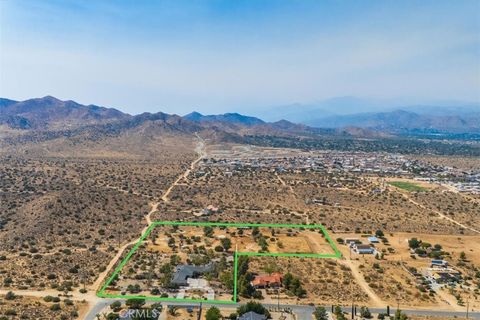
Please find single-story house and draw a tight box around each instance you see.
[345,238,360,245]
[238,311,267,320]
[352,244,375,255]
[251,273,283,289]
[427,268,461,284]
[171,263,214,286]
[193,205,221,217]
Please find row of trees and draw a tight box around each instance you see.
[315,305,408,320]
[206,301,271,320]
[107,299,410,320]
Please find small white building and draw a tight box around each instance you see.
[352,243,375,254]
[367,236,380,243]
[431,260,448,268]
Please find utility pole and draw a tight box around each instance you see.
[197,302,202,320]
[80,271,87,292]
[466,296,469,319]
[396,296,400,314]
[276,256,281,314]
[351,281,355,319]
[278,289,284,316]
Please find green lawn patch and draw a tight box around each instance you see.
[388,181,427,192]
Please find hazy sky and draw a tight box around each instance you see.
[1,0,479,115]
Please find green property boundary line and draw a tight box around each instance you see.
[97,221,342,304]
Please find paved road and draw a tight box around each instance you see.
[83,299,480,320]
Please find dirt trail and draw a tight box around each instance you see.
[0,288,97,302]
[275,172,310,224]
[303,231,336,255]
[393,188,480,234]
[161,133,205,203]
[337,259,385,307]
[92,134,206,294]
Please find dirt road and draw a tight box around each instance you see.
[337,259,385,307]
[161,133,205,203]
[92,134,206,294]
[393,187,480,234]
[275,172,310,224]
[0,134,207,319]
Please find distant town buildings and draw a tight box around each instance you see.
[200,149,480,194]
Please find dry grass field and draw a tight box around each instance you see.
[0,293,87,319]
[411,191,480,232]
[335,232,480,311]
[105,225,236,301]
[156,164,477,236]
[412,155,480,171]
[245,256,369,305]
[105,224,335,302]
[0,142,195,292]
[1,127,478,317]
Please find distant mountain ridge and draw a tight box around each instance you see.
[0,96,129,129]
[2,96,479,158]
[183,111,265,126]
[3,95,476,141]
[0,96,390,151]
[0,98,18,108]
[251,96,480,134]
[306,109,480,133]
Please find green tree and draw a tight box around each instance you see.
[110,301,122,312]
[313,306,328,320]
[221,238,232,251]
[360,306,372,318]
[4,291,16,300]
[168,306,179,316]
[50,303,61,311]
[283,273,293,288]
[106,313,119,320]
[408,238,421,249]
[204,226,214,237]
[252,227,260,238]
[237,256,250,276]
[394,309,408,320]
[125,298,145,309]
[237,301,270,318]
[238,275,255,297]
[258,236,269,252]
[220,271,234,290]
[282,273,306,298]
[334,306,343,317]
[206,306,222,320]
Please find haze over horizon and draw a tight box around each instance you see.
[1,0,479,116]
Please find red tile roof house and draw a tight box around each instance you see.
[251,273,283,289]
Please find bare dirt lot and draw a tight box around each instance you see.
[105,224,336,302]
[334,232,480,311]
[0,293,87,319]
[245,255,370,306]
